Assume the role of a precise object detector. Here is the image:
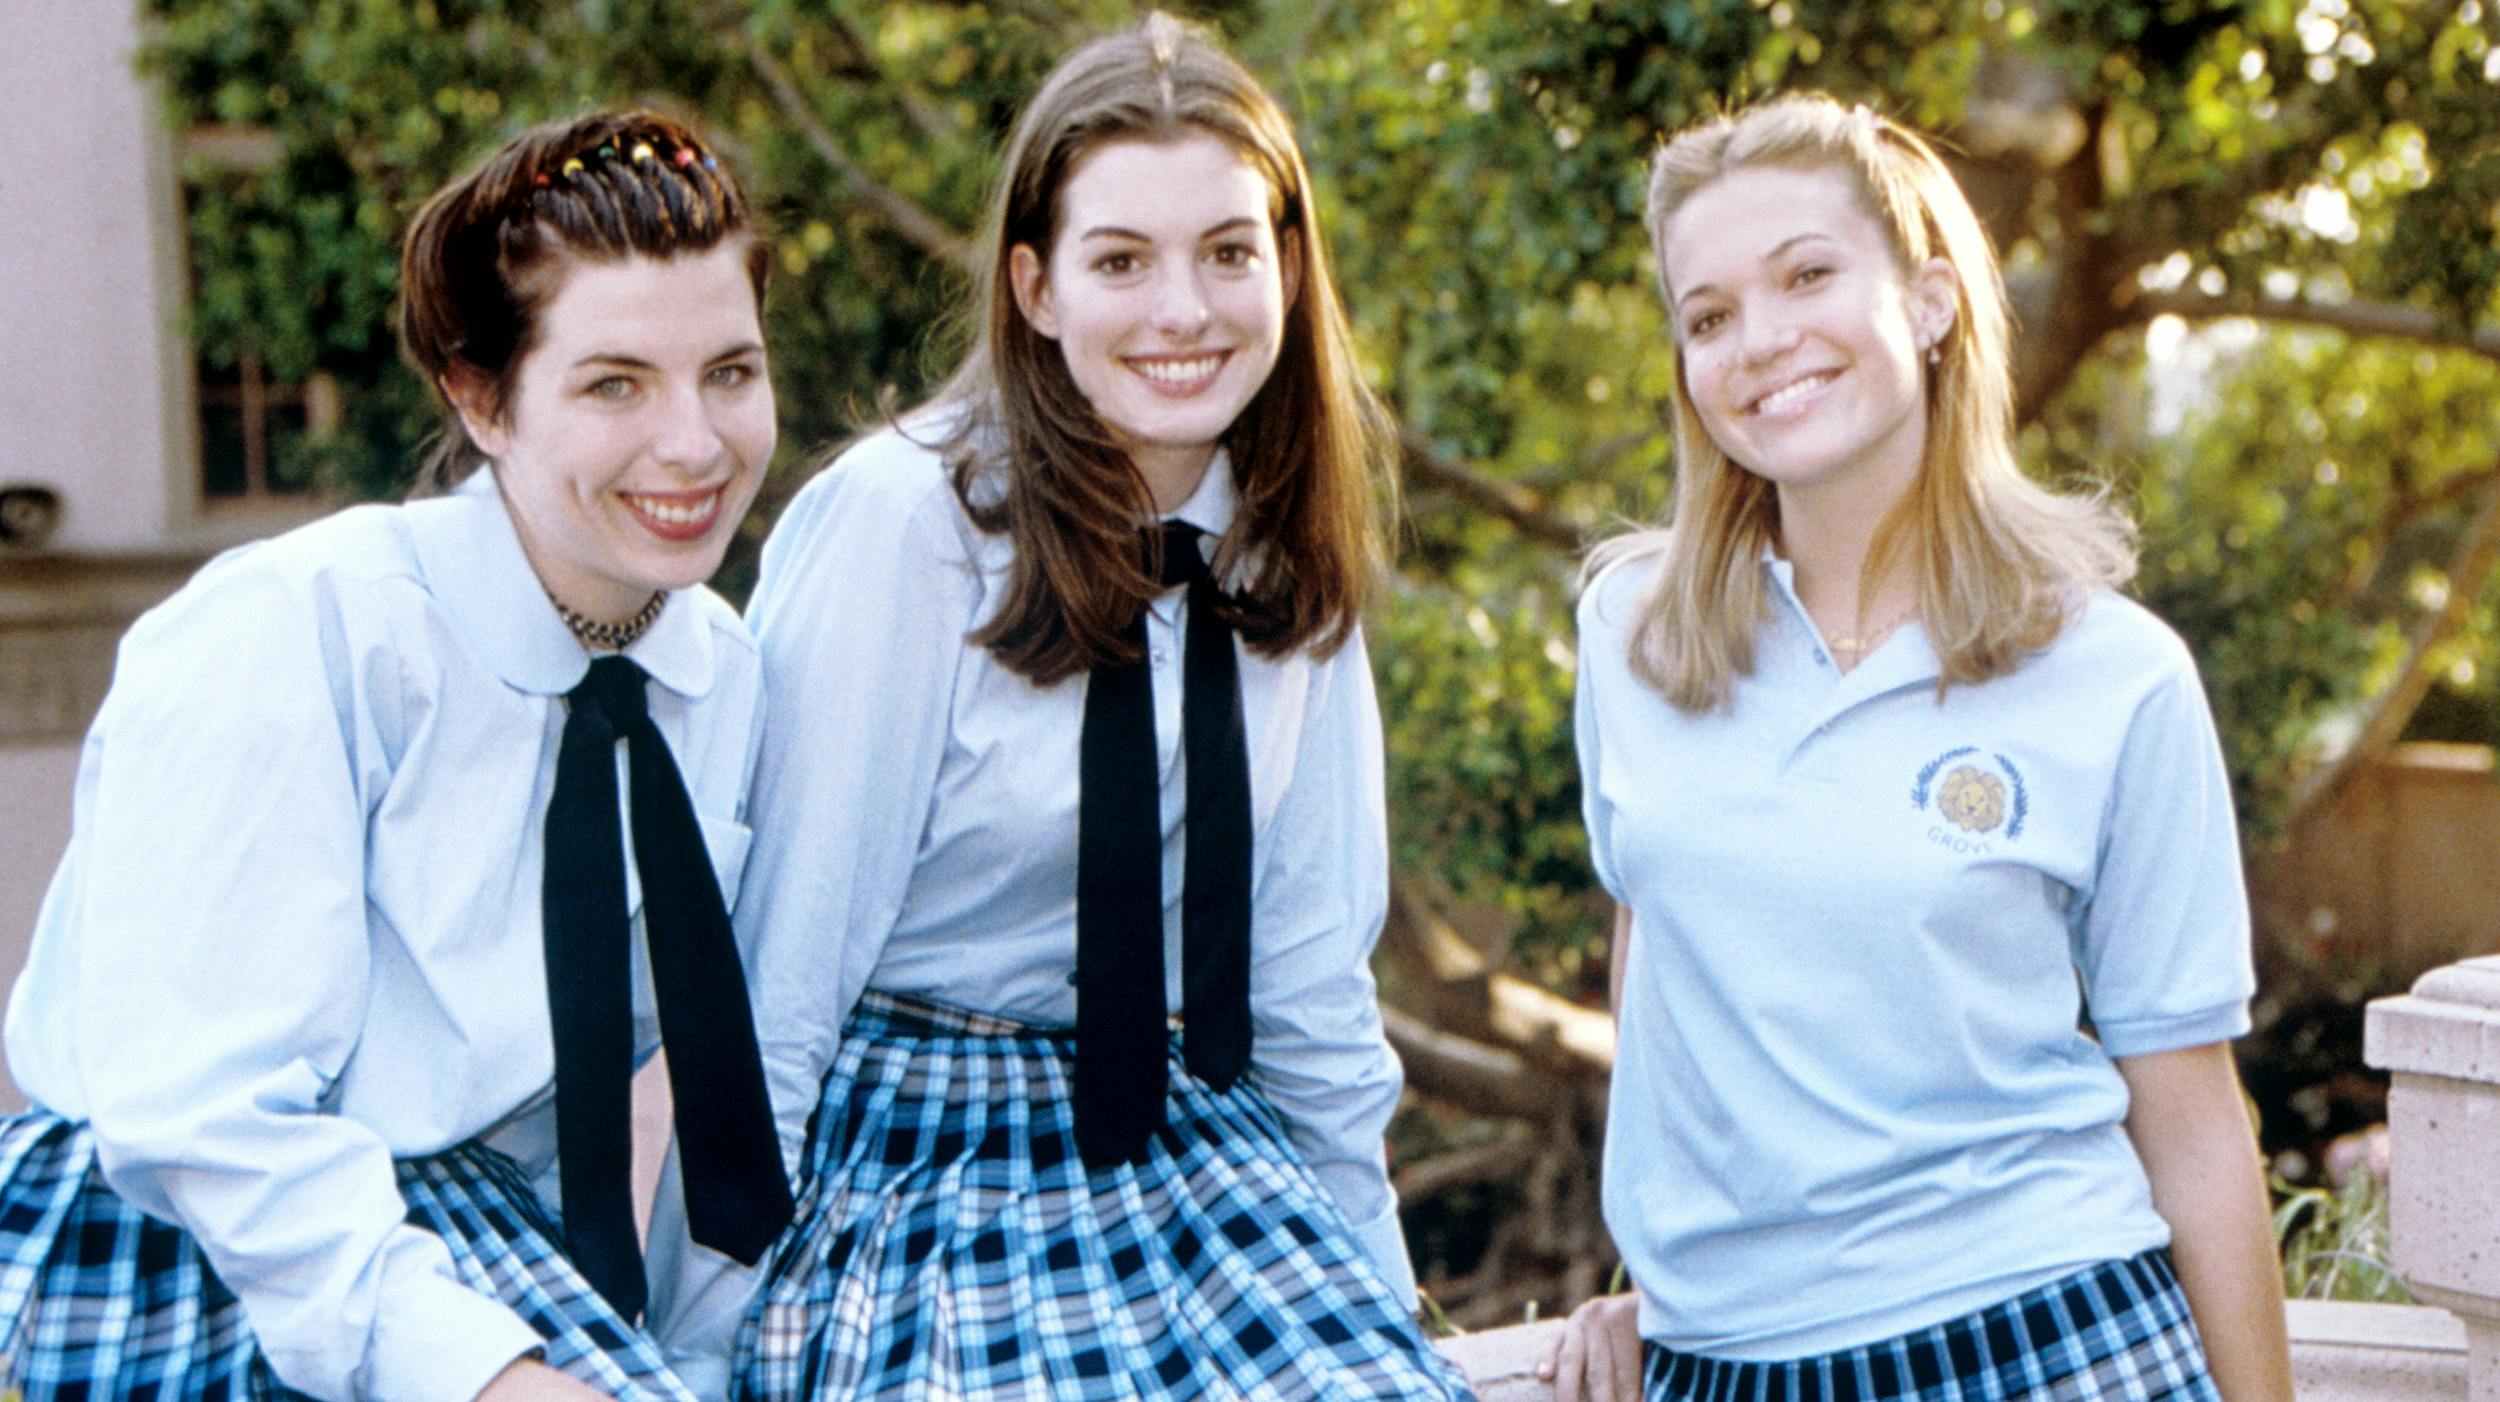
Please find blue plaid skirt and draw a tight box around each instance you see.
[0,1111,694,1400]
[734,991,1475,1401]
[1645,1250,2218,1402]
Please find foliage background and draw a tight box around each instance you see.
[146,0,2500,1317]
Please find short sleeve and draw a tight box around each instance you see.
[1573,565,1632,903]
[2073,649,2255,1058]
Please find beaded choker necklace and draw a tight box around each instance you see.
[551,590,666,651]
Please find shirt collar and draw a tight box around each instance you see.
[1160,447,1239,539]
[1758,542,1942,692]
[407,467,717,700]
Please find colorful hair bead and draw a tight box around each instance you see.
[702,154,718,170]
[596,143,616,160]
[533,171,551,188]
[673,146,697,169]
[560,157,585,177]
[631,141,655,164]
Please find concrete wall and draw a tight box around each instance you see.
[0,0,198,551]
[2264,744,2500,984]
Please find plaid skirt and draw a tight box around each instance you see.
[734,991,1476,1402]
[1644,1250,2218,1402]
[0,1111,693,1400]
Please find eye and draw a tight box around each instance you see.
[1790,263,1832,289]
[706,361,761,390]
[1208,241,1258,269]
[1093,250,1141,276]
[1684,309,1727,339]
[587,375,639,402]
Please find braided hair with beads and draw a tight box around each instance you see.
[397,109,768,494]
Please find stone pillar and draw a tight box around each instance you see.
[2365,955,2500,1402]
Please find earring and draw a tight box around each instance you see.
[1926,343,1943,367]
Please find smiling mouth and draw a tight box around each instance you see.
[1127,352,1229,393]
[1750,370,1840,417]
[620,486,725,541]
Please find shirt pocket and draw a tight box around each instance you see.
[699,812,755,912]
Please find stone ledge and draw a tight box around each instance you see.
[1432,1301,2467,1402]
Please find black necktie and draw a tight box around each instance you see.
[1073,522,1254,1167]
[543,655,795,1319]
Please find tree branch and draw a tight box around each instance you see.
[2287,472,2500,824]
[1380,1004,1558,1121]
[2124,290,2500,362]
[1400,433,1585,551]
[742,33,975,271]
[1394,1130,1533,1202]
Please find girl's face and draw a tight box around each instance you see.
[1660,164,1956,510]
[454,243,774,620]
[1010,131,1301,504]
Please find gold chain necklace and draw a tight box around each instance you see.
[1827,605,1918,655]
[550,590,667,651]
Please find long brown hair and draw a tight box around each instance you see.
[931,12,1392,686]
[1590,93,2133,711]
[398,108,768,493]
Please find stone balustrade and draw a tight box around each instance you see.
[1436,1302,2470,1401]
[2368,954,2500,1402]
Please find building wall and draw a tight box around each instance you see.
[0,0,197,553]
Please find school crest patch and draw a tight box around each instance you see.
[1911,747,2029,852]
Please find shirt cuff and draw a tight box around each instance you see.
[2095,1001,2251,1060]
[1343,1197,1420,1314]
[361,1272,545,1402]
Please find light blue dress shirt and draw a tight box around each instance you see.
[736,418,1418,1305]
[1575,547,2254,1359]
[5,469,765,1402]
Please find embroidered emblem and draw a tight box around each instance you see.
[1912,747,2031,853]
[1938,766,2005,833]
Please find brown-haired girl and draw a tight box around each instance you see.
[0,109,789,1400]
[1545,94,2291,1402]
[728,13,1471,1400]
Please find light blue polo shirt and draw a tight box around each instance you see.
[1574,546,2253,1359]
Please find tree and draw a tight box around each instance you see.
[144,0,2500,1321]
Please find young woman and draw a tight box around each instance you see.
[1543,95,2293,1402]
[0,110,790,1401]
[730,13,1472,1401]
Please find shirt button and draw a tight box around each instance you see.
[1152,647,1169,664]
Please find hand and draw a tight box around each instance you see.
[475,1357,613,1402]
[1537,1291,1644,1402]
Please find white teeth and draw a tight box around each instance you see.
[1134,355,1223,384]
[1755,372,1835,414]
[625,490,718,525]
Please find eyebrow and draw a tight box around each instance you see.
[1077,216,1261,243]
[569,341,765,371]
[1671,231,1841,309]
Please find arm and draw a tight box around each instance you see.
[2115,1044,2292,1402]
[67,562,543,1402]
[735,438,979,1175]
[1242,627,1416,1305]
[2073,632,2275,1401]
[1608,901,1631,1014]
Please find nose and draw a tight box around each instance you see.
[1736,303,1802,366]
[1149,262,1212,340]
[652,380,727,474]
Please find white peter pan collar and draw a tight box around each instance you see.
[405,466,718,701]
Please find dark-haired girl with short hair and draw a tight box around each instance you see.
[0,108,789,1401]
[730,13,1473,1401]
